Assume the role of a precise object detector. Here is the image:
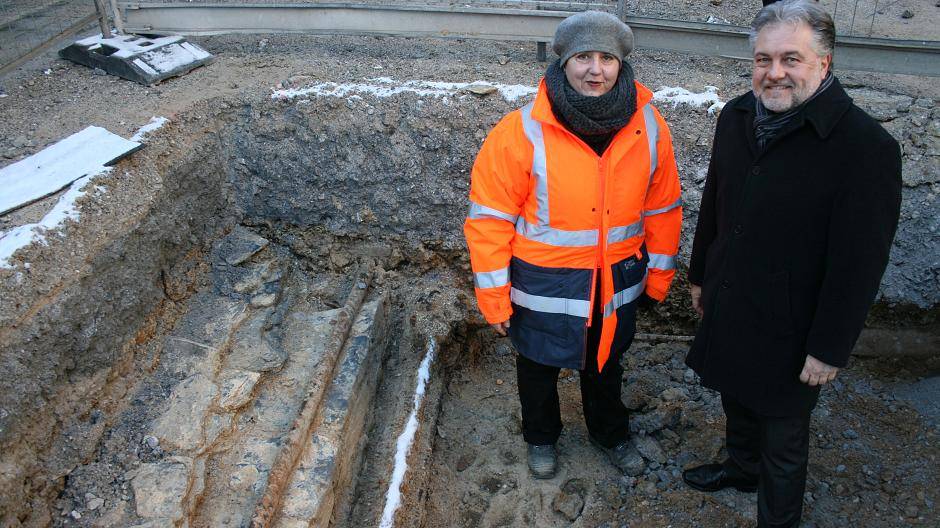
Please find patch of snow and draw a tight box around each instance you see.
[273,77,537,103]
[654,85,726,114]
[43,69,52,75]
[75,33,182,59]
[379,338,437,528]
[131,116,169,142]
[0,169,110,268]
[0,93,7,98]
[141,43,209,73]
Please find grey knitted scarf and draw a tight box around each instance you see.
[754,72,835,150]
[545,59,637,136]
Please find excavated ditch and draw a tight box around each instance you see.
[0,82,938,528]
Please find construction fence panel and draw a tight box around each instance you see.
[0,0,103,74]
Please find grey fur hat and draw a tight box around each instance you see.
[552,11,635,65]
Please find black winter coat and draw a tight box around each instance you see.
[685,78,902,416]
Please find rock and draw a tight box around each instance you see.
[633,435,667,464]
[835,464,847,473]
[92,67,107,76]
[456,451,476,472]
[250,293,276,308]
[144,435,160,450]
[901,9,914,19]
[630,406,680,434]
[12,135,27,148]
[843,429,859,440]
[659,387,690,402]
[87,497,105,510]
[710,0,722,5]
[130,458,192,519]
[330,252,352,269]
[463,83,497,96]
[227,308,287,373]
[70,510,82,519]
[219,370,261,410]
[233,260,276,293]
[683,369,697,383]
[150,373,218,452]
[497,55,510,65]
[904,504,918,517]
[553,479,586,521]
[220,226,269,266]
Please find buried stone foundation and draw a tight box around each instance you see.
[0,83,936,526]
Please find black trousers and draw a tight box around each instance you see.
[722,393,812,528]
[515,284,631,449]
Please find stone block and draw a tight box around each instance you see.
[227,308,287,373]
[151,373,218,452]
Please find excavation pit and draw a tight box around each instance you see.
[0,77,938,528]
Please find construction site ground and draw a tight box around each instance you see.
[0,3,939,527]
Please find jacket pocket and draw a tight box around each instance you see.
[510,258,591,348]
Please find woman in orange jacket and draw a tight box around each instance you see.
[463,11,682,479]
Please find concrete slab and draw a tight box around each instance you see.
[59,33,213,85]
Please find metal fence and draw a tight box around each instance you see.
[0,0,102,75]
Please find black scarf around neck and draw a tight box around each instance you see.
[545,59,637,140]
[753,72,835,150]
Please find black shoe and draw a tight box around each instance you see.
[682,462,758,493]
[527,444,557,479]
[589,437,646,477]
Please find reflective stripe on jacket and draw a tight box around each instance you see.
[464,79,682,372]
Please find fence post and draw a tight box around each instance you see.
[109,0,125,35]
[93,0,112,38]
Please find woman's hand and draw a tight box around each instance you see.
[491,320,510,337]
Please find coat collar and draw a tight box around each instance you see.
[531,78,654,129]
[731,75,853,140]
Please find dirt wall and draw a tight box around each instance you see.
[0,114,236,524]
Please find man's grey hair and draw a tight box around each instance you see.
[749,0,836,57]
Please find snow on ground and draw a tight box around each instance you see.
[0,170,108,269]
[273,77,728,113]
[653,85,726,114]
[379,338,438,528]
[131,116,169,142]
[273,77,537,103]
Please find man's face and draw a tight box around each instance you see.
[752,22,831,112]
[564,51,621,97]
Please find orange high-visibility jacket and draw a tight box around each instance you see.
[464,80,682,372]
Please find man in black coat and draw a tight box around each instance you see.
[681,1,902,526]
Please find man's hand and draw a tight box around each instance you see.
[491,320,510,337]
[799,355,839,386]
[690,284,704,317]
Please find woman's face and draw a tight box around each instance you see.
[564,51,620,96]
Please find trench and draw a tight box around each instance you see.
[0,82,938,528]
